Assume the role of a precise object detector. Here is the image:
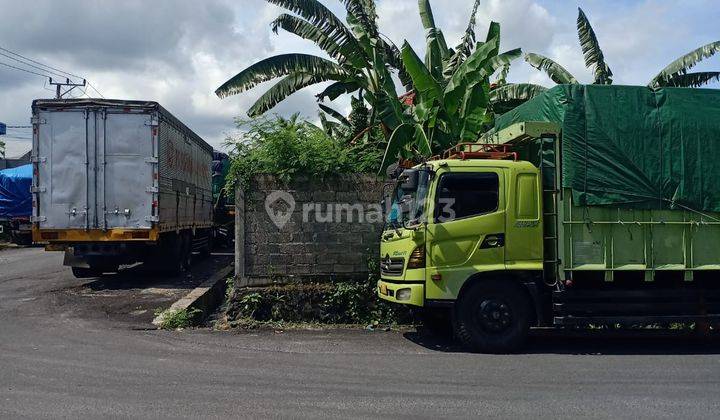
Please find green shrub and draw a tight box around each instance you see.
[223,258,412,327]
[155,308,202,329]
[224,114,382,191]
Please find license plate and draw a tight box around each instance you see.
[379,284,388,295]
[19,224,31,231]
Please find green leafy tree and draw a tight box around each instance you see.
[215,0,411,127]
[379,1,523,171]
[525,7,720,88]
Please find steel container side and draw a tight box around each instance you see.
[156,107,213,233]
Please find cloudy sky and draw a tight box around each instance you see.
[1,0,718,158]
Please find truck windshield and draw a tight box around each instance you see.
[385,170,430,229]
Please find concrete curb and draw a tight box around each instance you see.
[152,265,234,327]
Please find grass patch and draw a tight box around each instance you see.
[215,271,415,330]
[155,307,203,329]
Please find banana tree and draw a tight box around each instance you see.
[524,7,611,85]
[215,0,411,124]
[379,2,523,171]
[648,41,720,88]
[525,7,719,89]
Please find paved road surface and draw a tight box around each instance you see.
[1,247,719,419]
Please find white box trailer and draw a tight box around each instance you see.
[31,99,214,277]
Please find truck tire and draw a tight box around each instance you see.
[71,266,101,279]
[163,233,191,275]
[453,279,532,353]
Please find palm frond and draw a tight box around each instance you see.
[318,103,351,126]
[481,48,522,79]
[417,0,437,31]
[577,7,613,84]
[489,83,547,114]
[266,0,357,48]
[341,0,379,39]
[215,54,344,98]
[495,63,510,85]
[316,81,362,101]
[381,39,414,91]
[649,41,720,87]
[659,71,720,88]
[525,53,578,85]
[271,14,366,68]
[443,9,487,81]
[248,73,338,116]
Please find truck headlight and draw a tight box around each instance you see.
[406,245,425,269]
[396,288,411,301]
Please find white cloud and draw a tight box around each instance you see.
[1,0,718,159]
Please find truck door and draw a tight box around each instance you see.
[35,107,154,230]
[99,110,154,229]
[424,168,506,299]
[36,109,94,230]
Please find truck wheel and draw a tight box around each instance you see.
[164,233,191,275]
[181,233,192,270]
[71,266,101,279]
[453,279,532,353]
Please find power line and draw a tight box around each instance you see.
[0,45,105,99]
[86,81,105,98]
[0,45,82,79]
[0,50,73,81]
[0,60,50,78]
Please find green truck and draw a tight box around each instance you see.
[378,85,720,353]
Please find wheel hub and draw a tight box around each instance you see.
[477,299,512,333]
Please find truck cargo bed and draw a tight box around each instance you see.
[31,99,213,241]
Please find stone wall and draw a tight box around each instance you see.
[234,174,387,286]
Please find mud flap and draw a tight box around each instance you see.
[63,248,91,268]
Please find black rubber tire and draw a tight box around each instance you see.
[453,279,532,353]
[199,232,212,257]
[11,232,32,246]
[71,266,101,279]
[163,233,189,276]
[181,232,192,270]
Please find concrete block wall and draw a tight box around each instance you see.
[235,174,387,286]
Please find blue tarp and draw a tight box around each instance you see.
[0,164,32,218]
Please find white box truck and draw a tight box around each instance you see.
[31,99,214,277]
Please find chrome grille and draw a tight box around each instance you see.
[380,256,405,276]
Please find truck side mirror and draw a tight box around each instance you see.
[399,169,418,190]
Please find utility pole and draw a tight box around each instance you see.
[48,77,86,99]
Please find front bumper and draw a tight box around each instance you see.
[377,279,424,307]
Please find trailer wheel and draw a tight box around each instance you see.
[181,232,192,270]
[453,279,532,353]
[71,266,101,279]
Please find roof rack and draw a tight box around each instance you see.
[431,143,518,161]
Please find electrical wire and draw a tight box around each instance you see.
[0,45,82,79]
[0,44,105,98]
[0,60,50,78]
[86,81,105,98]
[0,50,72,80]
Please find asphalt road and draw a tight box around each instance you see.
[1,247,720,419]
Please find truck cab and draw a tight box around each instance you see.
[380,123,720,353]
[379,146,545,352]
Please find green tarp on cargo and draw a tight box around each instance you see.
[493,84,720,212]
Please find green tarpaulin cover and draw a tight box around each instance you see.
[493,84,720,212]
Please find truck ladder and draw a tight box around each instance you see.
[539,136,560,286]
